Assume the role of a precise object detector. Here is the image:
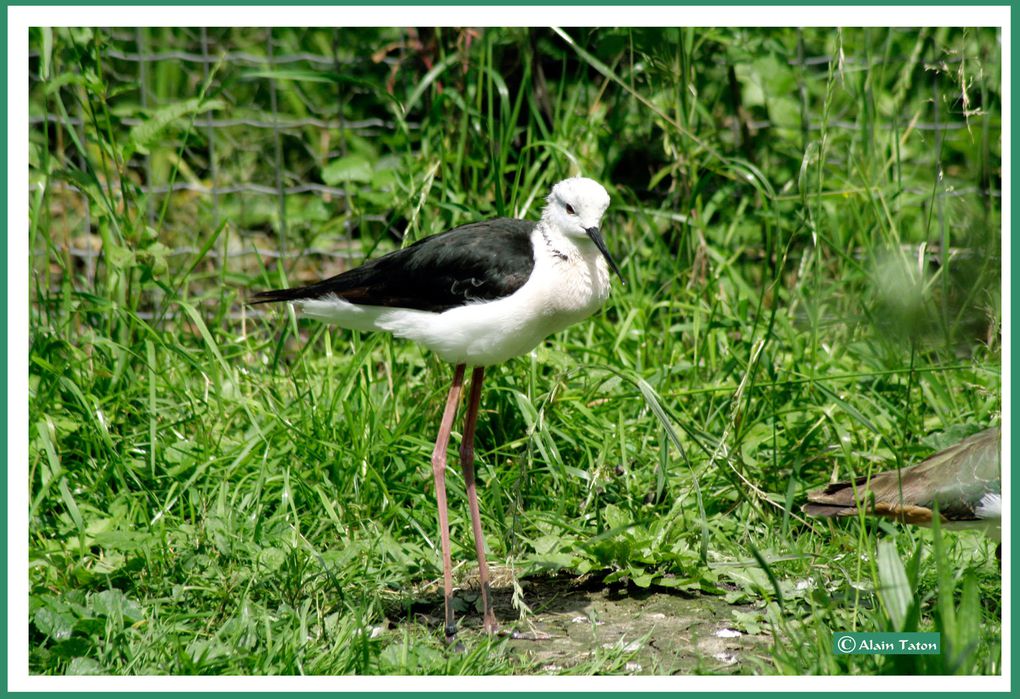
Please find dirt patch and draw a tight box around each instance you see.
[397,573,774,674]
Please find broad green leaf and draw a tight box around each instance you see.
[322,155,373,185]
[877,541,913,631]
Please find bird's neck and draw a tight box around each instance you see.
[535,220,596,264]
[531,220,611,314]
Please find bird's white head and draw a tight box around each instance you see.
[543,177,622,281]
[545,177,610,234]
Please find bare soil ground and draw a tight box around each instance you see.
[397,573,774,674]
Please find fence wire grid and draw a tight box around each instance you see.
[29,27,1002,321]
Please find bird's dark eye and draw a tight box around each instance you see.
[566,204,576,215]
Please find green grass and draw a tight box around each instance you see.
[29,27,1000,675]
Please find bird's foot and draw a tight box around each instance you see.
[483,614,499,636]
[443,623,466,652]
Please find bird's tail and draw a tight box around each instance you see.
[249,287,310,305]
[801,502,851,517]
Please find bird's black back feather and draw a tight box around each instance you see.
[251,218,536,313]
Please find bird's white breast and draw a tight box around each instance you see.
[525,230,611,322]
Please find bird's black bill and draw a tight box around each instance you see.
[586,227,624,283]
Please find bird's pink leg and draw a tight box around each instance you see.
[432,364,465,643]
[460,366,497,633]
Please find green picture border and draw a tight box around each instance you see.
[7,5,1012,694]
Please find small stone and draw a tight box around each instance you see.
[603,640,642,652]
[714,652,738,665]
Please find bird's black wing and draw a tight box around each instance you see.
[251,218,536,313]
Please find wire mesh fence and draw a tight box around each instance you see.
[29,27,1002,320]
[32,28,411,281]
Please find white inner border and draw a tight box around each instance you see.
[9,5,1011,693]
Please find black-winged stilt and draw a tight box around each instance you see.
[252,176,621,641]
